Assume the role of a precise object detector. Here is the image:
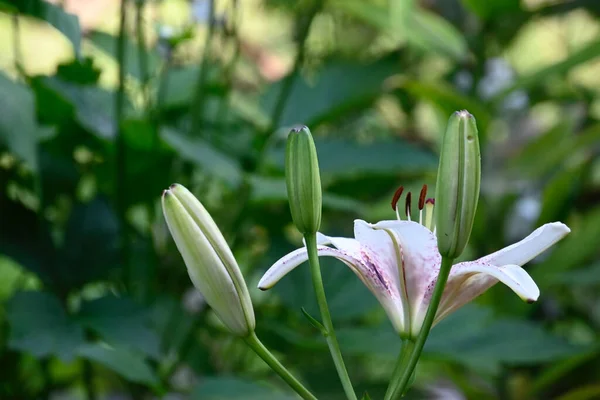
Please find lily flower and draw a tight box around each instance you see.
[258,185,570,339]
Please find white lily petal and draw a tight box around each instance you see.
[427,262,540,329]
[482,222,570,266]
[258,238,408,333]
[371,219,440,329]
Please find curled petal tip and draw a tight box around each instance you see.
[162,189,170,197]
[169,183,180,190]
[526,298,536,304]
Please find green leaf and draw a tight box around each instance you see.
[77,295,161,359]
[300,307,326,333]
[161,127,242,187]
[59,198,120,289]
[336,305,583,375]
[41,77,125,139]
[536,165,584,225]
[162,66,199,109]
[149,295,197,357]
[192,377,296,399]
[266,138,437,183]
[534,205,600,285]
[78,343,158,386]
[329,0,388,30]
[11,0,81,56]
[261,58,398,128]
[119,119,174,205]
[401,80,492,133]
[391,0,468,61]
[0,72,50,171]
[461,0,521,20]
[548,262,600,287]
[248,176,366,213]
[88,31,160,81]
[495,38,600,101]
[6,291,85,361]
[0,194,57,286]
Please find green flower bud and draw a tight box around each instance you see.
[285,125,322,234]
[434,110,481,259]
[162,184,255,336]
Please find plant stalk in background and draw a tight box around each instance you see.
[284,126,357,400]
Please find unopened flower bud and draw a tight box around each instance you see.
[162,184,255,336]
[434,110,481,259]
[285,125,322,234]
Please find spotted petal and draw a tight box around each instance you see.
[258,231,407,333]
[412,222,570,334]
[371,220,441,331]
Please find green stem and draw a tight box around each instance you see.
[304,233,357,400]
[83,359,97,400]
[135,0,150,111]
[116,0,129,289]
[384,340,415,400]
[190,0,216,136]
[243,332,317,400]
[389,256,454,400]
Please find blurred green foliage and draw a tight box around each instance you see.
[0,0,600,399]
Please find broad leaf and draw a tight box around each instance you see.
[59,198,120,289]
[6,291,85,361]
[261,58,398,128]
[192,377,296,399]
[266,138,437,183]
[0,72,50,171]
[88,31,160,81]
[10,0,81,56]
[161,127,242,187]
[336,305,583,374]
[77,295,161,359]
[78,343,158,386]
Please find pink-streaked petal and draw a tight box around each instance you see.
[371,220,441,329]
[353,220,403,289]
[257,240,407,334]
[481,222,570,266]
[428,262,540,328]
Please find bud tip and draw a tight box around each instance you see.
[290,124,308,133]
[455,110,473,119]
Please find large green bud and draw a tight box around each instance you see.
[162,184,255,336]
[285,125,323,234]
[434,110,481,259]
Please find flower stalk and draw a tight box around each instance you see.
[305,233,357,400]
[387,255,454,400]
[244,332,317,400]
[285,126,356,400]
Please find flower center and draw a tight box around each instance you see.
[391,184,436,232]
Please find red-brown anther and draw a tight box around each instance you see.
[405,192,412,218]
[426,198,435,205]
[418,184,428,210]
[391,186,404,211]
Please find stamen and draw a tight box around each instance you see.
[391,186,404,211]
[418,184,427,225]
[418,185,427,210]
[391,186,404,221]
[405,192,412,222]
